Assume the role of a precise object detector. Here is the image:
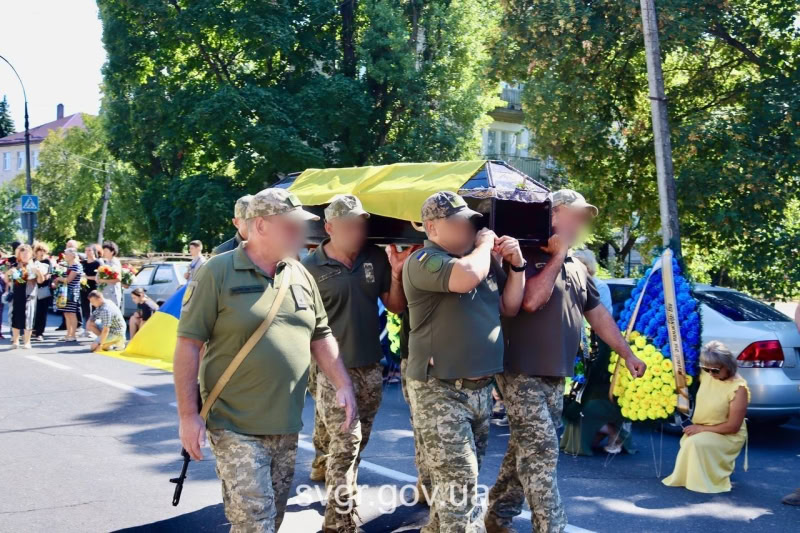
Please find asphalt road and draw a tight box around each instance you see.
[1,313,798,532]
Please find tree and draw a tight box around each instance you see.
[98,0,500,250]
[29,114,149,253]
[0,183,21,245]
[0,95,14,138]
[493,0,800,299]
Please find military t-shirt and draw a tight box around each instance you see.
[302,240,391,368]
[177,243,332,435]
[403,240,506,381]
[503,249,600,377]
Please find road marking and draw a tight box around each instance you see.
[25,355,72,371]
[296,440,595,532]
[169,402,178,408]
[82,374,156,397]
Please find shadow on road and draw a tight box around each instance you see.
[113,504,227,532]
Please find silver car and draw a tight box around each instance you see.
[122,261,189,317]
[607,279,800,423]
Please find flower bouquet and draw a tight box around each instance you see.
[609,252,702,422]
[52,262,68,279]
[97,264,120,290]
[121,264,137,288]
[10,266,31,285]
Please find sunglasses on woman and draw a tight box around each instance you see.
[700,366,722,375]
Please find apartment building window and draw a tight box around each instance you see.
[2,152,9,171]
[32,151,39,169]
[486,130,497,154]
[17,151,24,170]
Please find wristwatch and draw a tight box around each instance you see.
[510,260,528,273]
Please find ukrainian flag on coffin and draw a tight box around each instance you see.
[97,285,186,373]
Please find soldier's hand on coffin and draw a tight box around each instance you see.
[475,228,497,249]
[386,244,421,275]
[494,236,524,268]
[540,233,569,257]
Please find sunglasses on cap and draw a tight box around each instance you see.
[700,366,722,375]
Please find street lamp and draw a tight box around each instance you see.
[0,54,34,244]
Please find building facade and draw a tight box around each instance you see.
[0,104,86,185]
[480,82,543,179]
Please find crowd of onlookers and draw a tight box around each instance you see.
[0,239,155,352]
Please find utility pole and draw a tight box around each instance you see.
[0,55,34,244]
[97,163,111,244]
[640,0,681,255]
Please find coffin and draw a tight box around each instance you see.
[274,160,551,246]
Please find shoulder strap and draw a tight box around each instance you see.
[199,261,293,422]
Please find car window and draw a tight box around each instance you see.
[173,263,188,281]
[133,266,154,285]
[694,290,791,322]
[607,283,633,321]
[153,265,176,285]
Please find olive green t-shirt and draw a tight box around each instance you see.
[503,249,600,377]
[403,240,506,381]
[177,244,332,435]
[302,241,391,368]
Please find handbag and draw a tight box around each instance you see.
[37,285,52,300]
[170,261,294,505]
[55,285,68,309]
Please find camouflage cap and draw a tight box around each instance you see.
[324,194,370,221]
[551,189,598,217]
[234,194,254,220]
[246,188,320,221]
[421,191,482,221]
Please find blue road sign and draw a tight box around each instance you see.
[21,194,39,212]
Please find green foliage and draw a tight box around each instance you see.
[494,0,800,299]
[0,95,14,138]
[98,0,500,250]
[0,182,22,245]
[31,114,149,253]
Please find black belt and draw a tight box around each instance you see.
[440,377,494,390]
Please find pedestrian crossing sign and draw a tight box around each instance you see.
[21,195,39,212]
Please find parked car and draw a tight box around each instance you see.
[122,261,189,318]
[607,279,800,423]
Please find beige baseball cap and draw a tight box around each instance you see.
[246,188,320,221]
[324,194,370,221]
[421,191,482,221]
[551,189,598,217]
[234,194,254,220]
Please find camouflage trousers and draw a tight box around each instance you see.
[308,362,329,472]
[316,361,384,531]
[207,428,298,533]
[400,359,432,492]
[486,372,567,533]
[407,376,492,533]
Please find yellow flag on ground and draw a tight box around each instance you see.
[288,160,487,222]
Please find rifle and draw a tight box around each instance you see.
[170,387,201,506]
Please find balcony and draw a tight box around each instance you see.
[484,154,542,180]
[500,86,522,109]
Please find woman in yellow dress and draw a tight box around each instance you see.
[663,340,749,493]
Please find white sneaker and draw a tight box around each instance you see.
[10,343,19,350]
[22,343,32,350]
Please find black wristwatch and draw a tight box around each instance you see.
[510,260,528,273]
